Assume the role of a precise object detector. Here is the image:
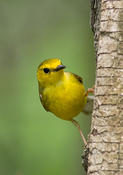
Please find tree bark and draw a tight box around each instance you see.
[87,0,123,174]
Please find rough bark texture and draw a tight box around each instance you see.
[87,0,123,174]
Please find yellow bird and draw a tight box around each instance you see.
[37,58,94,145]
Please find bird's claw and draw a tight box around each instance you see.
[85,86,95,96]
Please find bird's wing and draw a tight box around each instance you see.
[38,82,50,112]
[72,73,83,84]
[39,93,50,112]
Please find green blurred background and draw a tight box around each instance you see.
[0,0,95,175]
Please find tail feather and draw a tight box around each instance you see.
[83,95,94,115]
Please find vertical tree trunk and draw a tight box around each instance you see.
[87,0,123,174]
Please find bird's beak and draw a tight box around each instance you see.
[55,65,66,71]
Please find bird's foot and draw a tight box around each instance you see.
[71,119,87,146]
[85,86,95,96]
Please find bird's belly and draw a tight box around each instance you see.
[43,84,86,120]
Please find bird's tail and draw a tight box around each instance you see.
[83,95,94,115]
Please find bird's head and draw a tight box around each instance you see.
[37,58,66,88]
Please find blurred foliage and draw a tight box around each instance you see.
[0,0,95,175]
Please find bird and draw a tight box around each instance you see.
[37,58,94,145]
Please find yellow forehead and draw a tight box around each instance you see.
[38,58,62,69]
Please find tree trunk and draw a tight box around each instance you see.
[87,0,123,174]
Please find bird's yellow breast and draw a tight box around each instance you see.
[41,72,87,120]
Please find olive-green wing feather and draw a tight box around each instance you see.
[38,83,50,112]
[39,93,50,112]
[72,73,83,83]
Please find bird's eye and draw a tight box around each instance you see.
[43,68,50,73]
